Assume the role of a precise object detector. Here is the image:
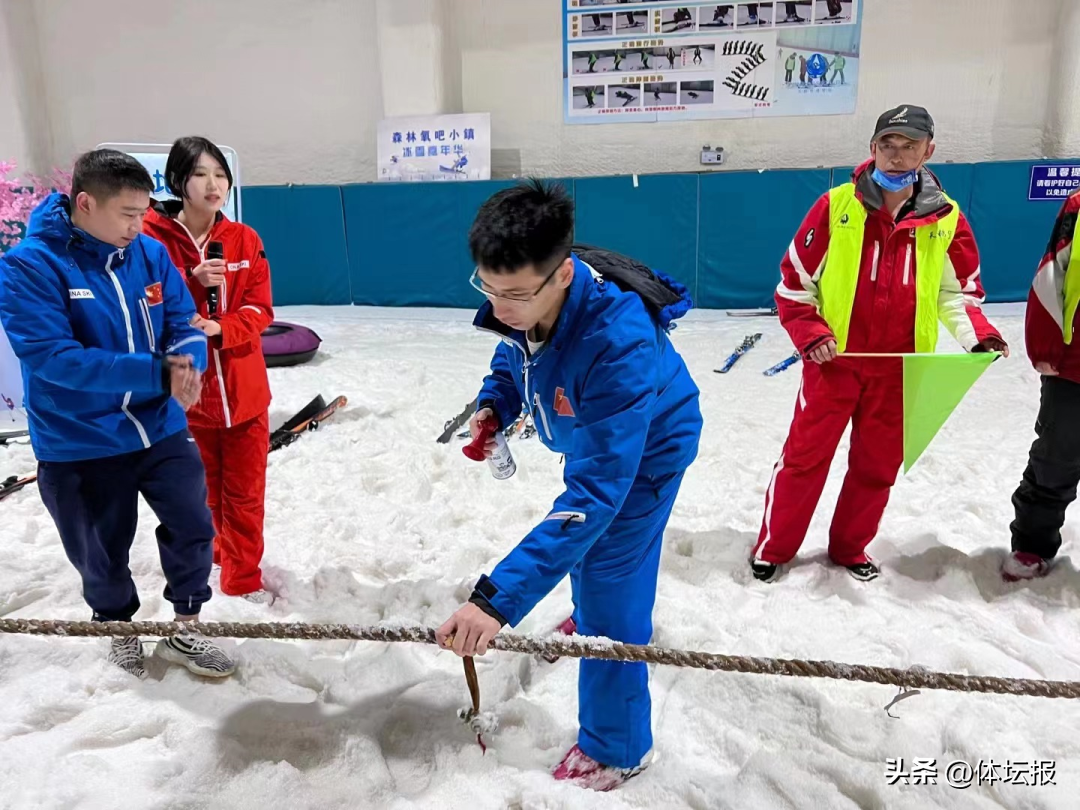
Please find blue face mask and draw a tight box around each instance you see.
[872,167,919,192]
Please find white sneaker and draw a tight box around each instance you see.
[240,589,274,605]
[156,635,236,677]
[109,636,147,679]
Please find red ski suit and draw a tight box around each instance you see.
[753,162,1002,566]
[1025,190,1080,382]
[143,203,274,595]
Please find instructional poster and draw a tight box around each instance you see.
[564,1,862,123]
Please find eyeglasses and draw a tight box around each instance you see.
[469,259,565,304]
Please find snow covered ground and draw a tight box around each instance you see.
[2,303,1080,809]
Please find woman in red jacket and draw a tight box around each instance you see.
[144,136,274,603]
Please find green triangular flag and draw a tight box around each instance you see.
[903,353,998,473]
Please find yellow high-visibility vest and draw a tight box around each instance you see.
[819,183,960,353]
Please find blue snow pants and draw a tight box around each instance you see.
[37,430,215,621]
[571,469,685,768]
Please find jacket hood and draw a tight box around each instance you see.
[27,192,130,260]
[26,192,77,243]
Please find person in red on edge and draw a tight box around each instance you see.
[143,136,275,604]
[750,105,1007,584]
[1005,188,1080,582]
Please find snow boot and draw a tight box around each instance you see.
[554,744,652,791]
[1002,551,1051,583]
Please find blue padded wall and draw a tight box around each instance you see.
[240,186,351,306]
[341,179,574,308]
[697,169,831,309]
[574,174,699,301]
[244,160,1076,310]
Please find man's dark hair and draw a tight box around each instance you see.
[70,149,154,201]
[469,178,574,273]
[164,136,234,199]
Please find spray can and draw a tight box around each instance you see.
[462,418,517,480]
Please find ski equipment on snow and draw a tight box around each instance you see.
[725,307,778,318]
[437,400,477,444]
[268,395,348,452]
[715,333,763,373]
[763,352,802,376]
[0,428,29,446]
[0,474,37,503]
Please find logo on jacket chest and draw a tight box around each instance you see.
[68,289,95,299]
[553,387,576,418]
[144,282,164,306]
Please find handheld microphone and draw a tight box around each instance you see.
[206,241,223,315]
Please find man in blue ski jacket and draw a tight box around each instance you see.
[0,149,235,680]
[437,179,702,791]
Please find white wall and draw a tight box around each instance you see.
[0,0,50,174]
[0,0,1068,184]
[457,0,1060,177]
[7,0,383,184]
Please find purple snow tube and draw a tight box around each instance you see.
[261,321,322,368]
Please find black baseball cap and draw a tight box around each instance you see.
[873,105,935,142]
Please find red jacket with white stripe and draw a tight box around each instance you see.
[1025,190,1080,383]
[775,160,1001,357]
[143,203,273,429]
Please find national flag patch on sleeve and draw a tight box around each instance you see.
[144,282,164,306]
[554,387,576,417]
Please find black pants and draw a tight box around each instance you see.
[38,430,215,621]
[1011,376,1080,559]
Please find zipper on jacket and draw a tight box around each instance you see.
[177,217,232,426]
[533,391,554,441]
[522,355,555,442]
[214,349,232,428]
[139,298,156,352]
[104,251,151,449]
[903,243,912,286]
[870,242,880,282]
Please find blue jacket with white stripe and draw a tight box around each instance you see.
[0,193,207,462]
[471,250,702,628]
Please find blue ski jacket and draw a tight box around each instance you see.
[0,193,207,462]
[471,248,702,627]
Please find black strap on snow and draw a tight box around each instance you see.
[571,244,683,317]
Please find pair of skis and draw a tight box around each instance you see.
[269,394,348,452]
[714,334,802,376]
[0,474,36,503]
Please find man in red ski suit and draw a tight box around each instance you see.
[751,105,1007,583]
[1006,188,1080,581]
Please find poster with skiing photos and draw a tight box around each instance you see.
[565,0,861,123]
